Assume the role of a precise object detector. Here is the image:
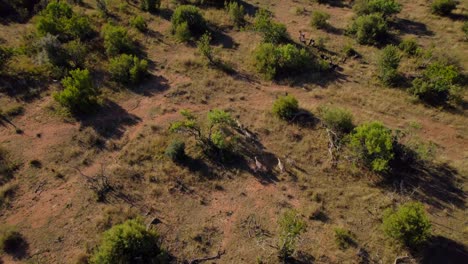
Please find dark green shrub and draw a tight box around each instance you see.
[254,9,289,44]
[278,210,306,261]
[431,0,457,16]
[109,54,148,85]
[225,1,245,28]
[382,202,431,247]
[254,43,313,80]
[0,226,24,255]
[90,219,166,264]
[36,1,92,40]
[310,10,330,29]
[96,0,109,16]
[342,43,358,57]
[273,95,299,120]
[165,140,186,162]
[398,38,419,56]
[411,62,460,104]
[63,39,88,68]
[378,45,400,86]
[348,121,394,172]
[353,0,402,18]
[0,46,12,73]
[197,32,213,63]
[318,106,354,134]
[171,5,207,39]
[348,13,388,45]
[334,228,356,249]
[102,24,135,56]
[54,68,99,113]
[140,0,161,12]
[130,15,148,32]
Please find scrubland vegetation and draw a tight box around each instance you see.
[0,0,466,263]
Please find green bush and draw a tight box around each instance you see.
[130,15,148,32]
[318,106,354,134]
[378,45,400,86]
[0,226,24,255]
[54,68,99,114]
[63,39,88,68]
[109,54,148,85]
[90,219,166,264]
[272,95,299,120]
[353,0,402,18]
[37,2,92,41]
[140,0,161,12]
[254,9,289,44]
[225,1,245,28]
[398,38,419,56]
[278,210,306,260]
[334,228,355,249]
[411,62,460,104]
[342,43,358,57]
[197,32,213,63]
[165,140,186,162]
[348,13,388,45]
[310,10,330,29]
[174,22,191,42]
[348,121,394,173]
[171,5,207,39]
[431,0,457,16]
[102,24,135,56]
[382,202,431,247]
[254,43,313,80]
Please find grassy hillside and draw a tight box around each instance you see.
[0,0,467,263]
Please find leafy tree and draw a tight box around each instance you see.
[171,5,207,40]
[378,45,400,86]
[353,0,402,18]
[348,121,394,173]
[310,10,330,29]
[272,95,299,120]
[90,219,166,264]
[411,62,461,104]
[431,0,457,16]
[130,15,147,32]
[197,32,213,63]
[102,24,135,56]
[278,210,306,261]
[36,1,92,41]
[140,0,161,12]
[109,54,148,85]
[225,1,245,28]
[318,106,354,134]
[348,13,388,45]
[54,68,99,114]
[254,9,289,44]
[382,202,431,248]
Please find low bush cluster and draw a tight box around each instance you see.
[272,95,299,120]
[254,9,289,44]
[378,45,400,86]
[348,13,388,45]
[382,202,431,248]
[318,106,354,134]
[431,0,457,16]
[130,15,147,32]
[353,0,402,18]
[109,54,149,85]
[102,25,135,56]
[278,210,306,260]
[310,10,330,29]
[254,43,316,80]
[171,5,207,41]
[90,219,166,264]
[398,38,419,56]
[348,121,394,173]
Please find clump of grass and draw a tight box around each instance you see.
[310,10,330,29]
[0,183,18,209]
[334,227,356,249]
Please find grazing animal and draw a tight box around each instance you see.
[254,156,263,172]
[277,158,284,173]
[307,38,315,47]
[299,31,306,44]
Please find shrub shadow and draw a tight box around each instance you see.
[239,0,259,17]
[131,74,170,96]
[0,73,48,102]
[3,233,29,260]
[78,100,141,139]
[418,236,468,264]
[395,19,434,36]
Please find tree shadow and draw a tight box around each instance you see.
[3,233,29,260]
[130,74,170,96]
[418,236,468,264]
[324,24,344,35]
[287,251,316,264]
[0,73,48,102]
[448,13,468,21]
[210,28,237,49]
[320,0,350,8]
[239,0,259,17]
[158,8,174,21]
[395,19,434,36]
[77,100,141,139]
[379,145,466,210]
[289,108,320,128]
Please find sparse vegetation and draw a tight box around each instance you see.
[348,13,388,45]
[272,95,299,120]
[318,106,354,134]
[109,54,149,85]
[225,1,245,28]
[382,202,431,248]
[54,68,99,114]
[277,210,306,260]
[197,32,214,63]
[334,228,356,249]
[130,15,148,32]
[310,10,330,29]
[90,219,166,264]
[431,0,457,16]
[349,121,394,173]
[254,9,289,44]
[398,38,419,56]
[378,45,400,86]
